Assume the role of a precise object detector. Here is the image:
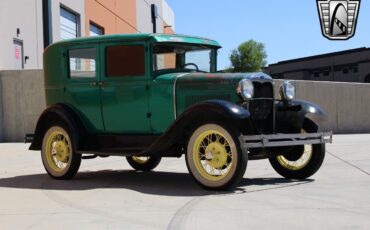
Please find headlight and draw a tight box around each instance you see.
[237,79,254,100]
[279,81,295,101]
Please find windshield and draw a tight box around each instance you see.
[153,44,216,75]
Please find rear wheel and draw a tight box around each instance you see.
[186,123,247,190]
[41,125,81,179]
[126,156,161,171]
[269,119,325,179]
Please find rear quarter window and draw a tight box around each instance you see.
[68,48,97,78]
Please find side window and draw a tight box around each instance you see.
[69,48,96,78]
[106,45,145,77]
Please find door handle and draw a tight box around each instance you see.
[90,81,105,87]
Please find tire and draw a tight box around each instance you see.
[269,119,325,179]
[126,156,161,171]
[186,123,247,190]
[41,125,81,179]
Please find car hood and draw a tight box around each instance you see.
[155,72,273,85]
[154,72,274,119]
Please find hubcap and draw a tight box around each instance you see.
[192,130,233,181]
[205,142,228,169]
[52,141,69,163]
[46,131,71,171]
[132,156,150,164]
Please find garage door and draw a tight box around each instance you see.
[60,7,78,40]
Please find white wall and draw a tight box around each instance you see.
[0,0,85,71]
[136,0,174,33]
[0,0,172,71]
[50,0,85,42]
[162,0,175,30]
[0,0,43,70]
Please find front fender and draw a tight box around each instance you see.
[178,100,254,134]
[143,100,255,156]
[293,99,325,115]
[293,99,326,129]
[276,99,326,132]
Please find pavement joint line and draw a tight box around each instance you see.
[166,180,312,230]
[326,151,370,176]
[167,195,208,230]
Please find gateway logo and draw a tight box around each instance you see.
[317,0,361,40]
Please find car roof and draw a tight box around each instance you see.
[48,33,222,48]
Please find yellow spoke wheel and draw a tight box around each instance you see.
[126,156,161,171]
[131,156,150,164]
[269,119,326,179]
[192,130,233,181]
[276,130,313,171]
[186,123,247,190]
[41,126,81,179]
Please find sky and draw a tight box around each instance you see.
[166,0,370,70]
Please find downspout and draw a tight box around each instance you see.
[151,4,158,33]
[0,73,3,142]
[42,0,52,49]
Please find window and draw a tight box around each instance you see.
[353,66,359,73]
[153,44,215,73]
[314,72,320,78]
[185,50,211,72]
[69,48,96,78]
[324,70,330,76]
[106,46,145,77]
[60,7,79,40]
[342,68,349,74]
[90,22,104,36]
[155,53,176,70]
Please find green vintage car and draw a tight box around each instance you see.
[29,34,332,190]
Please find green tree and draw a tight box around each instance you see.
[229,40,267,72]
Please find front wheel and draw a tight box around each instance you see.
[126,156,161,171]
[269,119,325,179]
[186,123,247,190]
[41,125,81,179]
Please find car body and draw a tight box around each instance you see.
[29,34,332,190]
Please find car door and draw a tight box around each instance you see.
[63,44,105,133]
[100,42,151,133]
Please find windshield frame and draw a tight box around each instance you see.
[151,42,218,77]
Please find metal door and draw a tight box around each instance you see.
[100,42,151,134]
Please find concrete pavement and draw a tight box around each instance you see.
[0,134,369,229]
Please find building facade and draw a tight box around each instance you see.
[0,0,174,70]
[264,48,370,83]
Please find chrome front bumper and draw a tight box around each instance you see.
[240,132,333,149]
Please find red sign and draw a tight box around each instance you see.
[15,46,20,60]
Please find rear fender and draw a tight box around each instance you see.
[29,104,86,151]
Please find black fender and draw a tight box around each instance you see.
[143,100,254,156]
[291,99,326,130]
[29,104,86,151]
[275,99,326,133]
